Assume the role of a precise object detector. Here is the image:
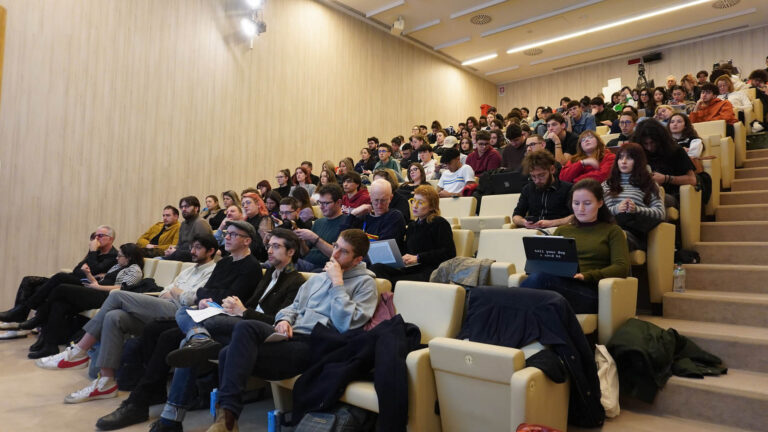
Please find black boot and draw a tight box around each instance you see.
[29,333,46,352]
[18,315,41,330]
[96,400,149,431]
[0,305,30,323]
[28,344,58,359]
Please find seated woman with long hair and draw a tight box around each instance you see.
[355,148,376,174]
[264,190,282,219]
[559,130,615,183]
[521,179,630,313]
[289,186,315,224]
[311,168,339,204]
[27,243,144,358]
[291,166,316,196]
[668,113,704,158]
[603,143,665,250]
[201,195,225,230]
[370,185,455,285]
[398,162,428,197]
[633,118,697,208]
[221,190,241,212]
[273,169,292,198]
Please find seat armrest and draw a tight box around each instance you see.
[719,136,735,189]
[733,121,746,167]
[508,273,528,288]
[489,262,516,286]
[702,157,720,214]
[509,367,569,432]
[597,277,638,345]
[679,185,702,250]
[406,348,441,432]
[646,223,675,303]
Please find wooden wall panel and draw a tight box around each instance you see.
[497,26,768,114]
[0,0,496,305]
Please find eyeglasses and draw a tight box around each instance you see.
[408,198,427,207]
[316,200,334,207]
[278,210,295,216]
[371,199,389,205]
[94,233,111,239]
[223,230,249,239]
[378,149,390,154]
[476,141,489,146]
[525,142,538,148]
[581,136,596,143]
[267,243,284,250]
[618,120,634,126]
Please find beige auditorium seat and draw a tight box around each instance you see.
[152,260,182,288]
[700,144,721,217]
[311,206,322,219]
[601,133,620,144]
[693,119,735,189]
[457,194,521,253]
[452,229,475,258]
[142,258,158,279]
[596,125,609,135]
[439,196,477,225]
[508,274,638,345]
[271,281,465,432]
[426,179,440,189]
[752,95,763,123]
[625,222,676,310]
[179,261,195,274]
[677,184,702,250]
[476,229,540,286]
[429,337,569,432]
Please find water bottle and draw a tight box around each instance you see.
[673,263,686,293]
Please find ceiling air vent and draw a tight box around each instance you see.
[470,14,492,25]
[712,0,740,9]
[523,48,543,56]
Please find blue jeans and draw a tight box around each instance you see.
[175,307,243,345]
[520,272,598,314]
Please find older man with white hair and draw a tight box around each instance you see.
[350,179,406,247]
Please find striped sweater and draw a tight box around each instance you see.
[602,174,665,221]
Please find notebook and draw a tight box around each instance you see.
[367,239,416,269]
[523,236,580,278]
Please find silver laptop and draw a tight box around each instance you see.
[367,239,416,269]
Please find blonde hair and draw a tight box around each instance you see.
[714,75,734,93]
[413,185,440,223]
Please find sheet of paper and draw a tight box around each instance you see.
[186,307,229,323]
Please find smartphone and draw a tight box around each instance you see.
[206,301,223,309]
[80,278,91,285]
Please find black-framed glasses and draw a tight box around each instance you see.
[223,230,249,239]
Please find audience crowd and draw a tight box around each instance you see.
[0,59,765,432]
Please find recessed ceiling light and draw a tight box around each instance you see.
[506,0,710,54]
[462,53,498,66]
[713,0,740,8]
[470,14,492,25]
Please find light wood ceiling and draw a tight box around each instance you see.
[326,0,768,84]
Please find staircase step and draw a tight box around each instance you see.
[747,148,768,159]
[720,190,768,205]
[743,157,768,168]
[663,290,768,326]
[700,221,768,242]
[622,369,768,431]
[734,167,768,179]
[640,316,768,373]
[695,242,768,265]
[684,264,768,293]
[731,177,768,191]
[715,204,768,221]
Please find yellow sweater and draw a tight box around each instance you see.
[136,221,180,252]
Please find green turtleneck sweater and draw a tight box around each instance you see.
[554,222,630,284]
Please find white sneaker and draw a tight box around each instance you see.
[64,376,118,404]
[35,344,89,370]
[752,122,764,133]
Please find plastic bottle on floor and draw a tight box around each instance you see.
[673,263,686,293]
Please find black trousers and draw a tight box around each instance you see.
[127,320,184,406]
[22,272,83,309]
[37,284,109,344]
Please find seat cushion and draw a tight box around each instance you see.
[340,381,379,412]
[629,250,646,266]
[575,313,597,335]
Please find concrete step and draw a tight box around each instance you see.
[663,290,768,326]
[700,221,768,242]
[683,263,768,293]
[695,242,768,265]
[570,408,750,432]
[622,368,768,431]
[731,177,768,191]
[720,190,768,205]
[743,157,768,168]
[715,204,768,221]
[640,316,768,373]
[747,148,768,159]
[734,167,768,179]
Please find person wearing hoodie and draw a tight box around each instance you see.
[151,229,378,432]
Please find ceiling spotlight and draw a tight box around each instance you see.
[244,0,263,9]
[240,17,257,37]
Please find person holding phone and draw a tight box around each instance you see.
[512,150,574,229]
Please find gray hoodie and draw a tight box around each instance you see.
[275,262,378,335]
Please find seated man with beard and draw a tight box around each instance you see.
[512,150,574,229]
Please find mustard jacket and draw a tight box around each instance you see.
[136,221,180,252]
